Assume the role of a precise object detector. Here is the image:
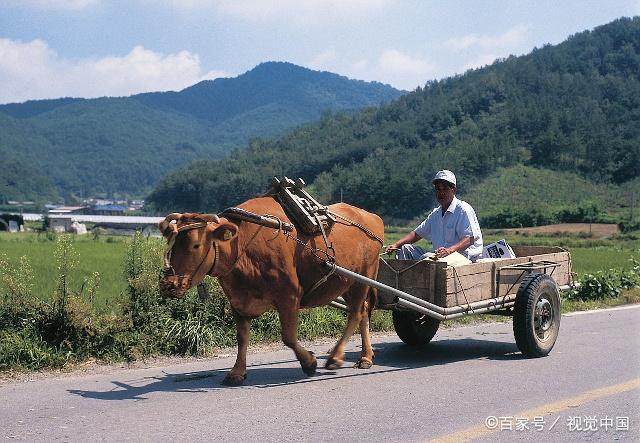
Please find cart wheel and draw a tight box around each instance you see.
[392,310,440,346]
[513,273,560,357]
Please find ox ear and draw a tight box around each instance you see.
[208,221,238,242]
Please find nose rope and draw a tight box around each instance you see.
[161,221,214,295]
[162,221,209,272]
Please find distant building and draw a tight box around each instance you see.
[48,206,88,215]
[85,198,114,206]
[90,204,127,216]
[0,213,25,232]
[48,214,163,235]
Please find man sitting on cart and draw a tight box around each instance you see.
[385,170,483,262]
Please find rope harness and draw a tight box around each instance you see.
[162,221,218,294]
[160,206,383,298]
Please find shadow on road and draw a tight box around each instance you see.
[68,337,522,401]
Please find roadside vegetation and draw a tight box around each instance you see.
[1,228,638,373]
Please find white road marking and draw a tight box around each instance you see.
[562,303,640,317]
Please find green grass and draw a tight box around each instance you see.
[561,287,640,312]
[0,232,132,312]
[2,229,638,311]
[0,228,638,373]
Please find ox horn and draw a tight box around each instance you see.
[198,213,220,224]
[158,212,183,237]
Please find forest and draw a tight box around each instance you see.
[149,18,640,225]
[0,62,401,202]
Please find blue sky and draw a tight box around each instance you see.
[0,0,638,104]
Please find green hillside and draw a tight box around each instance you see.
[0,62,402,202]
[466,166,612,214]
[461,166,638,227]
[149,17,640,224]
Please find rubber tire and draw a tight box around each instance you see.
[392,309,440,346]
[513,273,561,357]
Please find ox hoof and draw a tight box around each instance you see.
[222,372,247,386]
[301,353,317,376]
[324,357,344,370]
[354,358,373,369]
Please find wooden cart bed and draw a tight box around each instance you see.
[377,245,572,308]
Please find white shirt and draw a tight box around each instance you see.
[414,197,483,260]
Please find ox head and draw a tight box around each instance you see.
[158,212,238,298]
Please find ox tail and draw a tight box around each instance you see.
[366,286,377,319]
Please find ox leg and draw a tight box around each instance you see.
[277,305,317,376]
[356,307,374,369]
[325,307,362,369]
[327,284,375,370]
[222,310,251,386]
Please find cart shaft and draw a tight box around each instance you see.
[329,262,517,320]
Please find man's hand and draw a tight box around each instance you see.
[385,243,398,254]
[435,247,453,259]
[385,231,421,256]
[436,236,473,259]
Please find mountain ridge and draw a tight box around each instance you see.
[0,62,403,202]
[148,17,640,222]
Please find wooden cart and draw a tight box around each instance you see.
[329,246,572,357]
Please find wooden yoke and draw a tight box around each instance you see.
[269,176,336,236]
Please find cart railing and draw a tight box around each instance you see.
[327,258,573,321]
[327,263,519,320]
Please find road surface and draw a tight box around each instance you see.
[2,305,639,442]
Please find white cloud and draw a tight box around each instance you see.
[462,54,499,71]
[0,38,226,104]
[3,0,99,10]
[309,49,337,70]
[157,0,394,24]
[146,0,213,10]
[378,49,435,79]
[444,24,530,52]
[218,0,391,21]
[309,48,435,91]
[443,24,531,75]
[351,59,369,72]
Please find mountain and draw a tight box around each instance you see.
[149,17,640,224]
[0,62,403,202]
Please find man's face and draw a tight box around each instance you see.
[434,180,456,207]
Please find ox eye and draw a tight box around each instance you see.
[193,244,201,249]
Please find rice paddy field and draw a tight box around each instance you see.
[0,232,132,311]
[1,226,638,372]
[1,225,638,312]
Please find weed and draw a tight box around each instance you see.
[0,229,638,372]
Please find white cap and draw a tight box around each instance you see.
[432,170,456,187]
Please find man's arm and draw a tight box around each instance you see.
[385,230,422,254]
[436,201,482,259]
[435,236,472,258]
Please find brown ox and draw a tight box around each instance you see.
[158,197,384,385]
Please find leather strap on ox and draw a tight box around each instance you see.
[163,221,216,292]
[162,210,293,290]
[219,207,294,232]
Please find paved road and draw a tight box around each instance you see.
[2,305,639,442]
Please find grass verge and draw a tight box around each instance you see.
[0,231,638,373]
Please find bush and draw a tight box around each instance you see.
[567,258,640,300]
[480,207,557,229]
[618,221,640,233]
[478,200,616,229]
[0,237,109,370]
